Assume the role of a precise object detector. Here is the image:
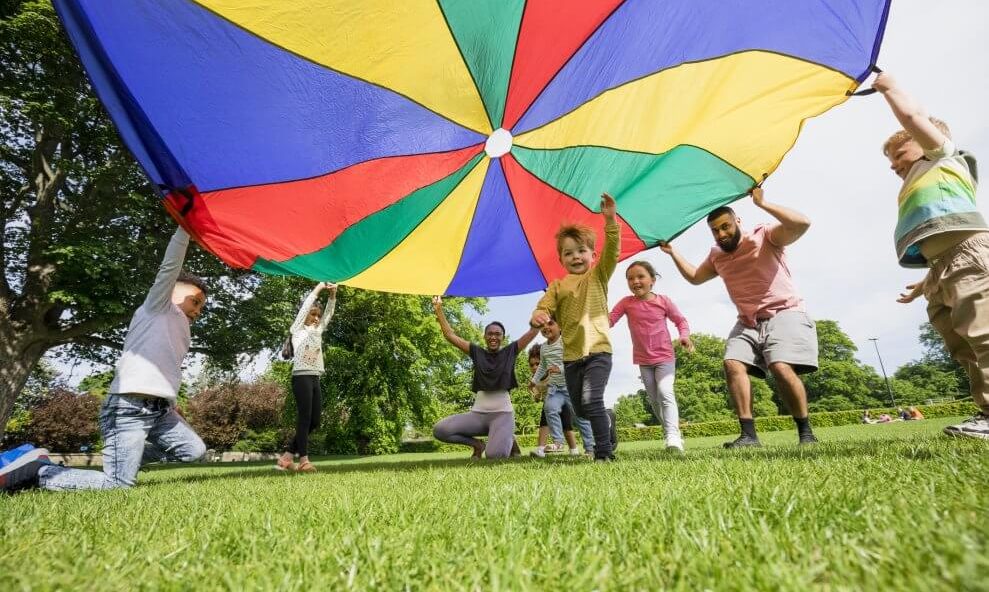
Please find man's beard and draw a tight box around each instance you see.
[718,230,742,252]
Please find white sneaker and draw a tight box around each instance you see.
[666,441,685,453]
[943,414,989,440]
[529,447,546,458]
[568,448,581,456]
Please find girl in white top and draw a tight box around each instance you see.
[276,282,336,472]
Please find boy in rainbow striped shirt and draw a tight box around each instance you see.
[874,72,989,440]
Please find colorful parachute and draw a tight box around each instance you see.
[55,0,889,296]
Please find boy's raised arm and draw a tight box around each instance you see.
[144,227,190,313]
[873,72,947,151]
[595,193,620,282]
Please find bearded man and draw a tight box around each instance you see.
[660,188,819,448]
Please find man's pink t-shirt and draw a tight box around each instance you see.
[706,223,804,328]
[609,294,690,365]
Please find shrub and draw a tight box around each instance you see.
[233,428,283,453]
[402,401,979,453]
[2,409,33,448]
[187,381,286,451]
[235,382,286,430]
[20,389,101,452]
[187,386,242,450]
[313,404,360,455]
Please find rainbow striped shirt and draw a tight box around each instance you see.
[895,139,985,267]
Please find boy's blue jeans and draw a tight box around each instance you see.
[38,394,206,491]
[544,384,595,452]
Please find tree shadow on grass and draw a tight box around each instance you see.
[144,453,554,485]
[138,436,971,487]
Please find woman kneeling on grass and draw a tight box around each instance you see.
[432,296,538,459]
[275,282,336,473]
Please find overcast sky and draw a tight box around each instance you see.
[483,0,989,405]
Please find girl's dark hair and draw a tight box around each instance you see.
[484,321,506,334]
[528,344,542,359]
[627,260,659,279]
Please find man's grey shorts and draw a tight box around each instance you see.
[724,309,818,379]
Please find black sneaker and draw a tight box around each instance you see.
[798,433,819,445]
[723,434,762,449]
[0,459,47,492]
[943,414,989,440]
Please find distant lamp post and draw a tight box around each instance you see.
[869,337,897,407]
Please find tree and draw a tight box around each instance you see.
[0,3,306,439]
[13,356,59,413]
[893,362,964,401]
[814,320,858,363]
[3,356,58,443]
[673,333,776,422]
[886,322,968,404]
[510,343,542,435]
[917,321,969,395]
[77,369,113,398]
[788,320,887,412]
[614,390,651,427]
[317,289,485,455]
[803,360,885,412]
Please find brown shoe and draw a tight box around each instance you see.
[274,456,295,471]
[297,460,317,473]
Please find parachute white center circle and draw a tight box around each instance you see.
[484,128,513,158]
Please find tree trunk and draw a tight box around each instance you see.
[0,325,49,442]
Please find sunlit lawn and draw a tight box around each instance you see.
[2,417,986,591]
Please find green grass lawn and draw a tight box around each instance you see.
[2,417,987,591]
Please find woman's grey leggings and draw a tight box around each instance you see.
[433,411,515,458]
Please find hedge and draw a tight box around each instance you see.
[398,400,979,454]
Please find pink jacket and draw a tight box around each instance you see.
[610,294,690,365]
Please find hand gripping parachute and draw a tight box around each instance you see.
[54,0,889,296]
